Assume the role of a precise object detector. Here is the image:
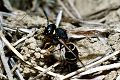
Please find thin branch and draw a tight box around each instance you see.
[3,0,13,11]
[73,63,120,78]
[67,0,82,19]
[3,27,16,32]
[0,11,15,17]
[0,73,7,79]
[62,50,120,79]
[57,0,76,19]
[0,31,24,61]
[0,13,13,80]
[32,62,60,80]
[31,0,39,11]
[3,27,35,34]
[9,57,25,80]
[0,31,64,79]
[0,14,3,31]
[12,36,28,46]
[34,66,64,79]
[13,30,35,46]
[116,75,120,80]
[0,40,14,80]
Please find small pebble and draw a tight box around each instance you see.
[29,50,35,54]
[34,52,40,59]
[39,62,44,66]
[35,47,41,52]
[25,37,36,43]
[40,49,47,54]
[23,67,30,74]
[26,53,30,58]
[43,65,47,69]
[104,70,117,80]
[23,56,28,61]
[29,43,37,49]
[40,54,44,58]
[30,69,36,74]
[31,59,36,64]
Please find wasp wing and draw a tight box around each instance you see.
[66,28,109,44]
[55,10,63,28]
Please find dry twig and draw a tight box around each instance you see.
[13,29,36,46]
[0,30,64,79]
[32,62,60,80]
[0,73,7,79]
[9,57,25,80]
[0,14,13,80]
[57,0,76,19]
[67,0,82,19]
[0,31,24,61]
[2,0,13,11]
[0,40,14,80]
[73,63,120,78]
[116,75,120,80]
[62,50,120,79]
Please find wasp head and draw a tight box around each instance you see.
[43,24,56,35]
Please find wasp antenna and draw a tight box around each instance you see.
[56,10,63,28]
[41,7,49,25]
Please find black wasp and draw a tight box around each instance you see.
[42,9,85,72]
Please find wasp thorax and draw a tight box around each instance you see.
[55,28,68,40]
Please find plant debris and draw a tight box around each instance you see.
[1,0,120,80]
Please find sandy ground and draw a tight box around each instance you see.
[1,0,120,80]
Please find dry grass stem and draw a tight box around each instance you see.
[0,40,14,80]
[68,0,82,19]
[0,73,7,79]
[0,31,64,79]
[58,0,76,19]
[0,31,24,61]
[74,63,120,78]
[13,31,35,46]
[32,62,60,80]
[62,50,120,79]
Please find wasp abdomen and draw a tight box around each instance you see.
[65,43,78,63]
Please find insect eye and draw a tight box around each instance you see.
[48,28,51,33]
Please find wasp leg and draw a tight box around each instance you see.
[47,45,55,52]
[43,45,58,67]
[42,42,51,49]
